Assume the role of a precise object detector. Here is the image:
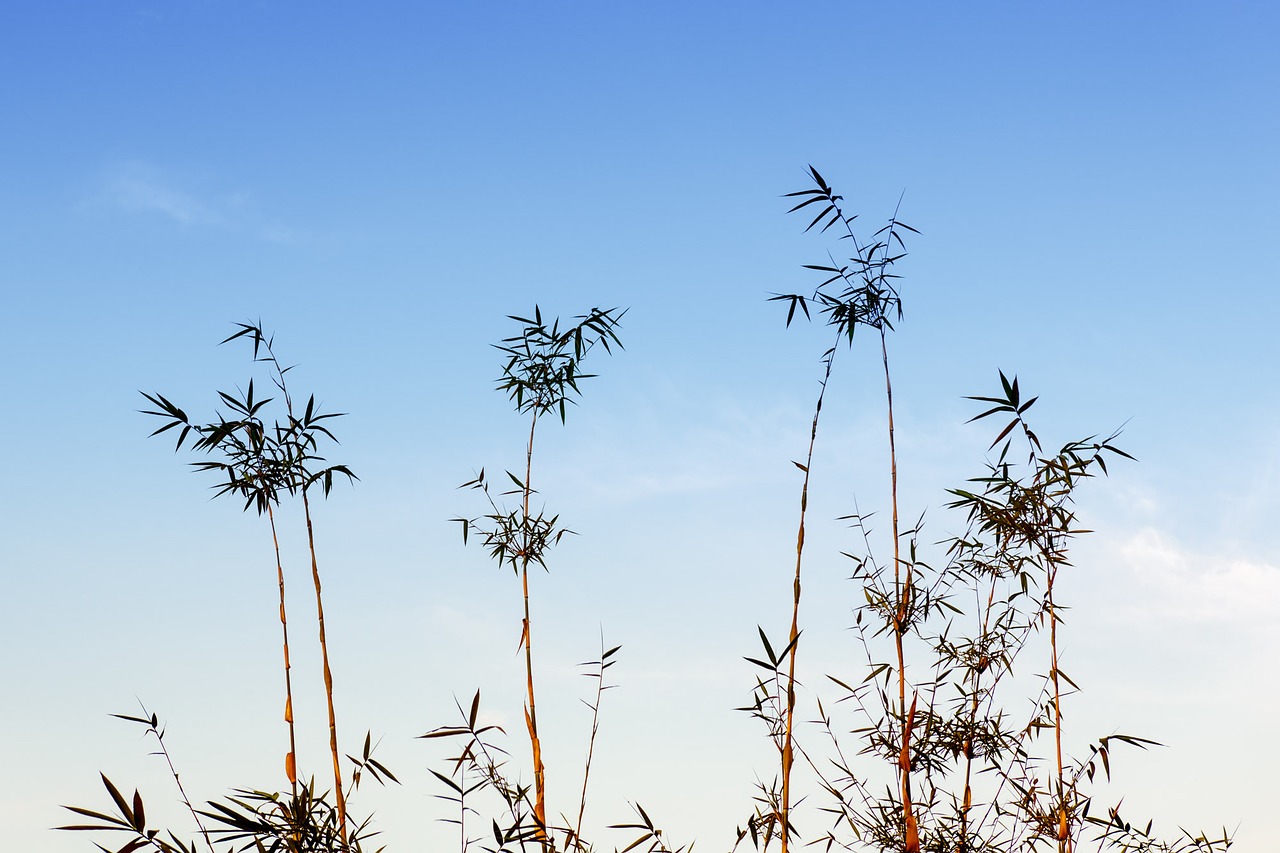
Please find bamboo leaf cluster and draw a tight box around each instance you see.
[445,305,626,853]
[737,168,1230,853]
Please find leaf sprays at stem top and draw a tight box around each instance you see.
[140,321,358,851]
[454,306,625,851]
[749,166,916,853]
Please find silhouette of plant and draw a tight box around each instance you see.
[749,166,915,853]
[450,305,624,852]
[60,708,395,853]
[138,322,358,848]
[745,167,1232,853]
[59,177,1235,853]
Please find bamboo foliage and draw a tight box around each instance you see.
[748,165,915,853]
[59,178,1234,853]
[748,168,1232,853]
[452,305,625,852]
[140,375,303,806]
[136,322,361,851]
[223,325,358,852]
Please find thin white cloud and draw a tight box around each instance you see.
[101,161,226,226]
[1116,527,1280,627]
[91,160,303,243]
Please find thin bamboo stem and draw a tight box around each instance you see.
[522,410,548,849]
[1049,560,1069,853]
[572,637,609,851]
[261,332,349,851]
[882,329,918,853]
[959,581,999,852]
[144,711,217,853]
[780,345,836,853]
[301,490,348,851]
[267,505,299,803]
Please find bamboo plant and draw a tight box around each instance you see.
[57,180,1236,853]
[450,305,624,851]
[743,166,915,853]
[59,706,396,853]
[749,168,1232,853]
[138,322,358,849]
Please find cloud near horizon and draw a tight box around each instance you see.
[1115,527,1280,633]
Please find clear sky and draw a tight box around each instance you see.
[2,2,1277,851]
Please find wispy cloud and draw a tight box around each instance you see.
[100,161,227,225]
[1115,527,1280,629]
[90,160,302,243]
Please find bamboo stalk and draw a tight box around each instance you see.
[780,347,834,853]
[267,505,299,803]
[1048,558,1069,853]
[880,329,918,853]
[301,489,349,850]
[522,409,548,849]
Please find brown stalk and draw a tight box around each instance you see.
[301,487,349,850]
[805,178,914,851]
[267,504,300,803]
[521,408,548,847]
[900,692,919,853]
[261,331,349,851]
[784,173,914,853]
[1047,555,1069,853]
[880,328,918,853]
[780,346,836,853]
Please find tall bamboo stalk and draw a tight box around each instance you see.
[780,347,835,853]
[253,326,352,850]
[268,506,300,803]
[880,329,919,853]
[459,306,623,853]
[278,378,349,850]
[1048,556,1069,853]
[521,408,548,844]
[778,168,914,853]
[301,487,348,850]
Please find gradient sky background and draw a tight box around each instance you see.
[3,2,1277,851]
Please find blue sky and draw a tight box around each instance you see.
[2,2,1277,851]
